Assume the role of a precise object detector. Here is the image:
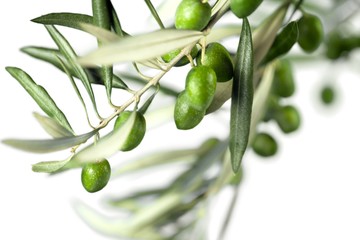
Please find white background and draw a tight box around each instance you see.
[1,1,360,239]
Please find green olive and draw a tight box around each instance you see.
[230,0,263,18]
[174,91,205,130]
[196,42,234,82]
[252,132,278,157]
[114,111,146,151]
[81,159,111,193]
[162,46,199,67]
[274,105,301,134]
[273,59,295,98]
[175,0,211,30]
[297,13,324,53]
[321,85,336,105]
[185,65,217,110]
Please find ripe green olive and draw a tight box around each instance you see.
[297,13,324,53]
[230,0,263,18]
[273,59,295,98]
[252,132,278,157]
[321,85,336,105]
[114,111,146,151]
[185,65,217,110]
[174,91,205,130]
[81,159,111,193]
[275,105,301,133]
[196,42,234,82]
[175,0,211,30]
[162,46,199,67]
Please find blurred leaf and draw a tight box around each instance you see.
[5,67,73,133]
[229,18,254,173]
[249,63,276,142]
[32,13,93,31]
[21,46,128,89]
[73,201,163,239]
[3,130,97,153]
[78,28,204,66]
[126,139,227,230]
[32,156,72,173]
[252,3,289,66]
[112,137,219,176]
[45,25,100,117]
[70,111,136,165]
[33,112,74,138]
[207,25,241,43]
[138,86,159,115]
[80,22,121,43]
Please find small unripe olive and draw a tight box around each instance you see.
[297,13,324,53]
[185,65,217,110]
[275,105,301,134]
[162,46,199,67]
[252,132,278,157]
[175,0,211,30]
[230,0,263,18]
[321,85,336,105]
[114,111,146,151]
[174,91,205,130]
[81,159,111,193]
[273,59,295,98]
[196,42,234,82]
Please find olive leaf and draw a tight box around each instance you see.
[70,111,136,166]
[261,21,299,65]
[2,130,97,153]
[20,46,128,89]
[229,17,254,173]
[32,13,93,31]
[32,156,72,173]
[252,2,289,66]
[45,25,100,117]
[5,67,73,133]
[144,0,165,29]
[33,112,74,138]
[77,28,204,66]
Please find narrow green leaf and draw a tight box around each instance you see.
[56,56,91,125]
[5,67,73,133]
[261,21,299,65]
[92,0,114,101]
[31,13,93,31]
[229,17,254,173]
[33,112,74,138]
[32,156,72,173]
[109,1,124,37]
[45,25,100,118]
[78,28,203,66]
[144,0,165,29]
[20,46,128,90]
[71,111,136,165]
[2,130,97,153]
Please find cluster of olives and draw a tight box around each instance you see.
[173,43,234,130]
[81,111,146,193]
[252,59,301,157]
